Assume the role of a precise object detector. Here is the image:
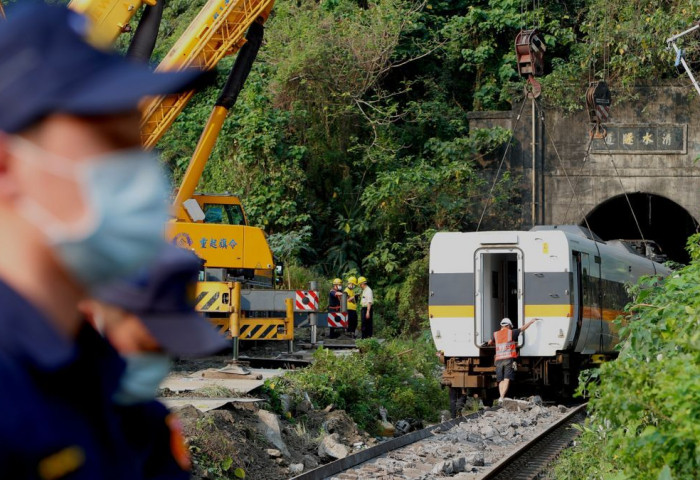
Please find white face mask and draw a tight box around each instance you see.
[9,136,171,290]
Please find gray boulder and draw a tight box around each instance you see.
[256,410,291,457]
[318,433,349,460]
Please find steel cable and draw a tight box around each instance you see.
[476,97,529,231]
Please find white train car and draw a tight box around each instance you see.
[429,225,669,404]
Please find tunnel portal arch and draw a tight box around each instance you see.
[581,193,699,264]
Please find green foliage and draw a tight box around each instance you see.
[123,0,700,342]
[439,0,582,110]
[141,0,524,339]
[553,422,620,479]
[557,235,700,479]
[544,0,700,110]
[262,336,448,432]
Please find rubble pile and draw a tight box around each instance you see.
[176,401,373,480]
[330,397,572,479]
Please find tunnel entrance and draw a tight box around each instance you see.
[582,193,699,264]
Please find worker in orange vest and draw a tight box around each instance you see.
[487,317,539,404]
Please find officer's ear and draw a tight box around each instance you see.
[0,133,17,200]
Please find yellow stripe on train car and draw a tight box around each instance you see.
[524,304,574,317]
[429,304,625,321]
[429,305,475,318]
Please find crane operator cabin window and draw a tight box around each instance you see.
[203,204,246,225]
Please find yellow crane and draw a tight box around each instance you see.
[144,0,276,288]
[62,0,277,290]
[16,0,300,351]
[68,0,156,49]
[140,0,274,150]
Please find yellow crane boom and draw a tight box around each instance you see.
[140,0,274,150]
[68,0,156,48]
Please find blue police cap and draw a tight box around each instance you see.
[0,3,207,133]
[95,245,229,357]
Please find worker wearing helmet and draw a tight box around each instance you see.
[344,276,359,337]
[358,277,374,338]
[0,3,207,476]
[487,317,539,404]
[328,278,344,339]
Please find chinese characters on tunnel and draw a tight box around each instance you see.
[591,124,687,154]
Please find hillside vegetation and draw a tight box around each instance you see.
[15,0,695,335]
[146,0,700,335]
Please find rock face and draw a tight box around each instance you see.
[256,410,291,457]
[318,433,350,460]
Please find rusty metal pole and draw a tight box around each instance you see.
[341,292,348,312]
[309,281,318,345]
[531,96,537,226]
[230,281,241,361]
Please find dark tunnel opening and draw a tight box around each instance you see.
[582,193,699,264]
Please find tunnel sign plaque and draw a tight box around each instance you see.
[591,124,687,154]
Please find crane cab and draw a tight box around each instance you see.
[167,193,275,287]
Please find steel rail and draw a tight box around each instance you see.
[290,407,497,480]
[235,356,310,369]
[478,402,587,480]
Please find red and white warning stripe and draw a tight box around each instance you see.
[595,105,610,122]
[295,290,319,311]
[327,312,348,328]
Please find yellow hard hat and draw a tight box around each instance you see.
[347,276,357,284]
[332,278,342,285]
[357,276,367,284]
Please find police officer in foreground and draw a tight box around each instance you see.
[487,317,539,404]
[0,3,206,478]
[81,245,228,479]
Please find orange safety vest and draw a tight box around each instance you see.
[494,328,518,361]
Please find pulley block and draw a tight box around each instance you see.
[515,29,546,78]
[586,80,611,125]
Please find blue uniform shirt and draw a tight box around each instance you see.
[329,288,341,311]
[0,280,143,479]
[118,401,190,480]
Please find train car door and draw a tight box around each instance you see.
[474,248,523,345]
[574,251,602,353]
[570,251,585,349]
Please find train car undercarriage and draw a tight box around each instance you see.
[441,351,604,413]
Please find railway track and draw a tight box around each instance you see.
[481,403,586,480]
[291,401,586,480]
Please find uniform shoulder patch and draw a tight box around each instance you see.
[38,445,85,480]
[166,413,192,471]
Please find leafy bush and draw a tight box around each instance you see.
[262,335,448,432]
[556,234,700,479]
